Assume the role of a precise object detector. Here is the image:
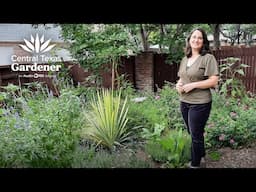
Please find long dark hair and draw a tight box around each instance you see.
[185,28,211,58]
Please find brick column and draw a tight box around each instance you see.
[135,52,154,91]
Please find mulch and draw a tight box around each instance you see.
[205,145,256,168]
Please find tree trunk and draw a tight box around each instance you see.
[211,24,221,50]
[236,24,241,45]
[159,24,166,53]
[140,24,149,51]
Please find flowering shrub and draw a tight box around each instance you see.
[205,93,256,149]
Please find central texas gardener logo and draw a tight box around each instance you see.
[19,33,56,54]
[11,33,61,73]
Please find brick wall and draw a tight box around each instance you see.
[135,52,154,91]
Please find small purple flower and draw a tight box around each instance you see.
[155,95,160,100]
[230,139,235,144]
[219,134,225,141]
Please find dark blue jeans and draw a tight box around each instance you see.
[180,101,212,166]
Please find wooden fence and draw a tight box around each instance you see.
[213,46,256,94]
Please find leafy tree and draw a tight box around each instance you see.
[220,24,256,46]
[152,24,193,64]
[60,24,138,88]
[126,24,196,63]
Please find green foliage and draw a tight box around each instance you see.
[145,128,191,167]
[193,24,211,33]
[141,123,165,141]
[156,83,184,130]
[161,129,191,167]
[126,84,183,142]
[127,94,168,135]
[0,84,22,110]
[129,24,197,63]
[145,141,169,163]
[53,62,75,89]
[208,151,221,161]
[0,83,52,114]
[165,24,195,64]
[116,74,136,99]
[85,89,131,150]
[219,57,250,99]
[60,24,138,84]
[72,144,151,168]
[221,24,256,45]
[205,93,256,149]
[0,89,83,167]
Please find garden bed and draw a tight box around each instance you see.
[205,144,256,168]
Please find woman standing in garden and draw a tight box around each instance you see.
[176,28,219,168]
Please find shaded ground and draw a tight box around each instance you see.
[205,145,256,168]
[135,144,256,168]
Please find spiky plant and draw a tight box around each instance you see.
[86,89,131,150]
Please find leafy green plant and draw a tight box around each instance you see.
[141,123,165,141]
[0,90,83,168]
[86,89,131,150]
[208,151,221,161]
[160,129,191,167]
[205,93,256,149]
[72,145,151,168]
[219,57,249,98]
[157,83,184,130]
[0,84,22,109]
[145,141,170,163]
[145,128,191,167]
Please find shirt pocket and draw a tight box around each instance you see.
[199,67,210,80]
[198,67,207,79]
[189,67,205,81]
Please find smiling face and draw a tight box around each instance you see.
[189,30,203,51]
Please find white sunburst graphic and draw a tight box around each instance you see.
[19,33,56,54]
